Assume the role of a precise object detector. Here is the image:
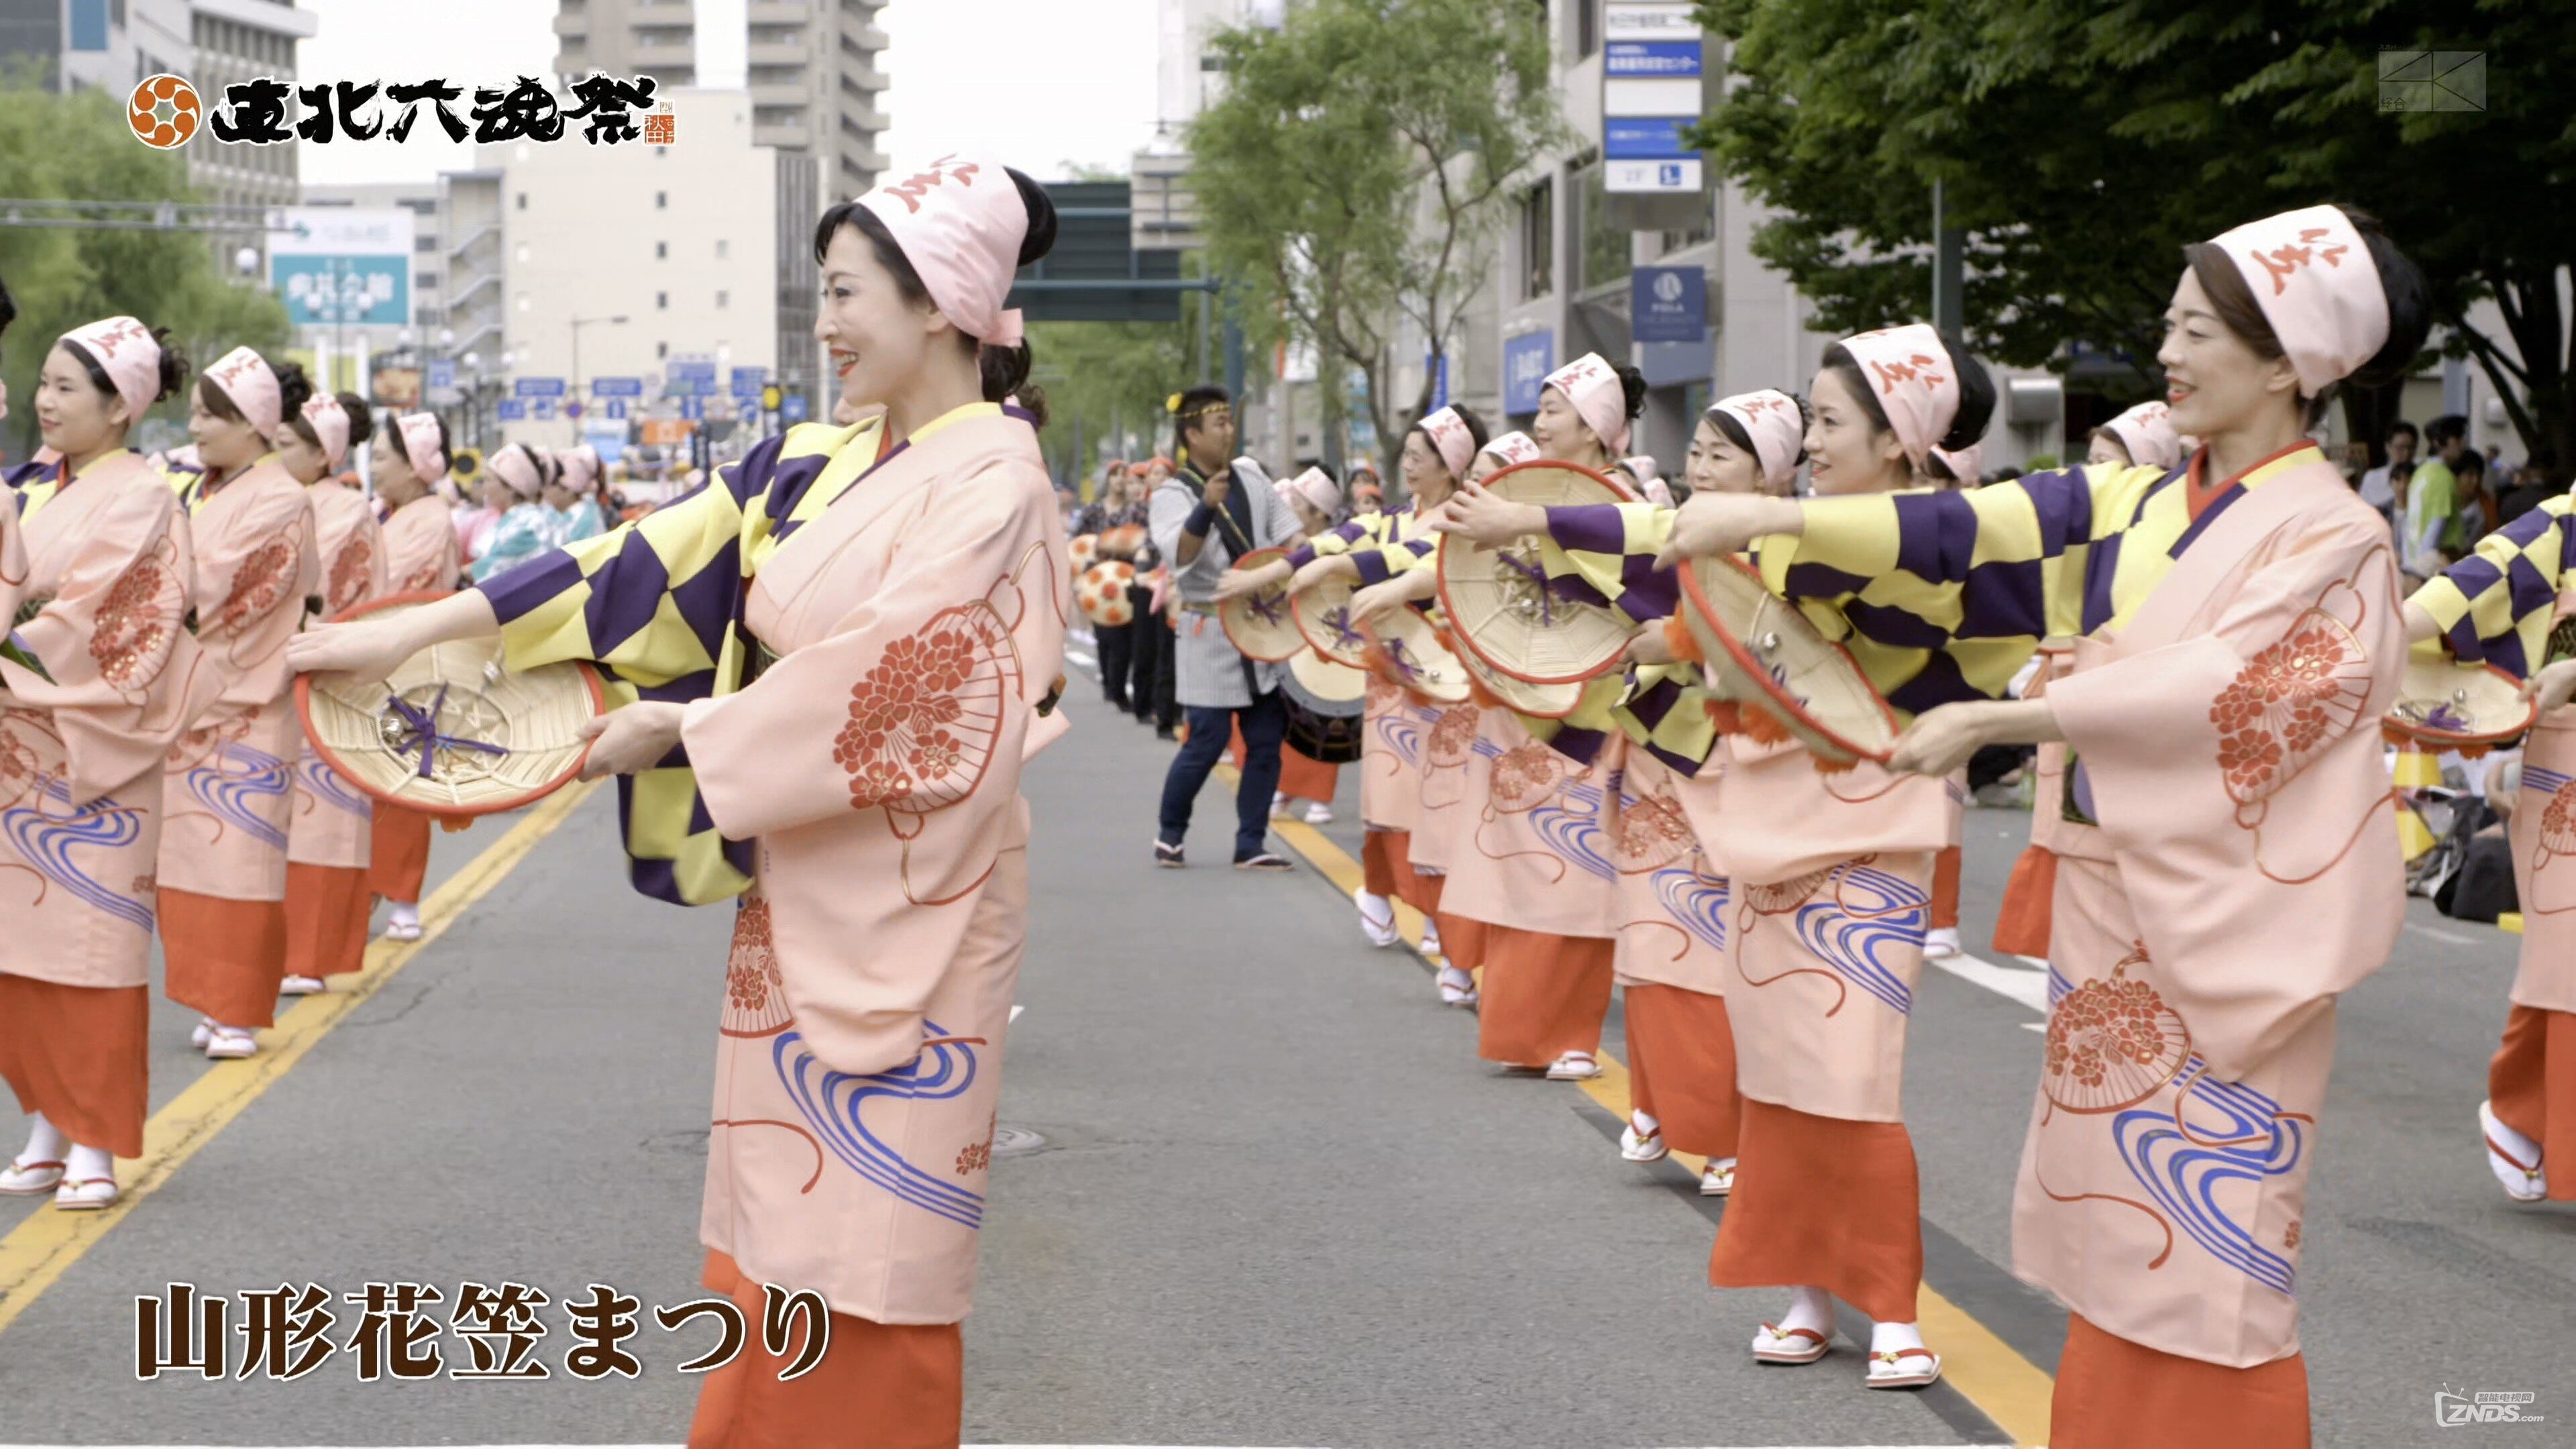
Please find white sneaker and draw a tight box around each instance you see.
[1545,1051,1602,1081]
[204,1026,259,1060]
[2480,1100,2546,1201]
[280,974,326,996]
[1619,1122,1668,1163]
[1436,964,1479,1008]
[1355,890,1400,948]
[1923,926,1962,959]
[1700,1157,1737,1196]
[1303,801,1334,824]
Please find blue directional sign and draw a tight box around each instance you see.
[1605,117,1694,160]
[604,400,629,421]
[514,377,566,398]
[496,398,527,421]
[270,256,410,327]
[425,359,456,392]
[780,394,809,423]
[532,399,558,421]
[730,366,768,398]
[590,376,644,398]
[1605,41,1702,76]
[680,397,704,421]
[668,358,719,383]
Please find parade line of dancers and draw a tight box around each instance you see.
[2,165,2568,1447]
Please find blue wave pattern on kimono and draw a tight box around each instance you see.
[2112,1063,2305,1295]
[3,778,152,931]
[1373,708,1424,769]
[1652,867,1729,953]
[773,1024,985,1230]
[1529,779,1614,880]
[183,739,290,851]
[2525,764,2573,798]
[1792,863,1926,1016]
[297,750,374,818]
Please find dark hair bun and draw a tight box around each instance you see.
[335,392,370,431]
[1007,168,1057,268]
[1614,364,1648,421]
[1937,333,1996,452]
[272,358,313,417]
[2336,206,2432,391]
[152,327,189,402]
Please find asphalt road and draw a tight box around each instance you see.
[1,661,2568,1448]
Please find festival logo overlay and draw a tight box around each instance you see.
[135,1280,828,1383]
[127,74,672,149]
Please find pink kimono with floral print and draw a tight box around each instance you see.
[1407,700,1487,880]
[1603,744,1731,996]
[287,482,387,871]
[1431,707,1616,937]
[159,458,319,904]
[2015,460,2404,1368]
[676,405,1068,1326]
[381,493,460,596]
[1,453,220,987]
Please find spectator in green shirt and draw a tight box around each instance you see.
[2406,413,2469,573]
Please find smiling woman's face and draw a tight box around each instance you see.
[1803,366,1909,496]
[814,221,943,410]
[1686,416,1770,496]
[2157,266,2299,440]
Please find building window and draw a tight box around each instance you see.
[657,292,669,310]
[715,239,729,260]
[70,0,109,51]
[716,290,728,309]
[655,191,668,209]
[515,192,527,210]
[656,240,668,260]
[1518,178,1554,302]
[416,271,438,290]
[1575,0,1599,59]
[657,341,669,360]
[415,234,436,252]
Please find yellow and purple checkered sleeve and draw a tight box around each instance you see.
[2411,492,2575,680]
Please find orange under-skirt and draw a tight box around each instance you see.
[2489,1004,2576,1201]
[0,976,148,1158]
[1623,984,1741,1160]
[1475,926,1614,1067]
[1992,844,2058,959]
[160,888,286,1029]
[368,803,432,905]
[284,862,372,981]
[1360,828,1415,902]
[1709,1099,1921,1323]
[2049,1311,2310,1448]
[1931,845,1962,930]
[1433,908,1484,971]
[686,1250,963,1449]
[1401,860,1444,919]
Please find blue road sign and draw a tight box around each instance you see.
[514,377,566,398]
[605,400,629,420]
[496,399,527,421]
[781,394,809,423]
[590,376,644,398]
[730,367,768,398]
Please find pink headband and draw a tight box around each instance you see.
[60,315,162,425]
[1619,455,1664,496]
[394,412,445,481]
[301,394,350,470]
[1839,324,1960,476]
[1286,467,1340,518]
[1543,353,1630,455]
[560,444,602,496]
[1931,443,1983,484]
[488,444,543,500]
[1417,407,1476,479]
[204,346,282,440]
[2207,205,2389,397]
[1710,389,1804,491]
[1477,431,1541,470]
[2103,400,2182,472]
[853,153,1028,347]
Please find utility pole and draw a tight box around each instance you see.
[1931,180,1964,337]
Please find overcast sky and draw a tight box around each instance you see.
[294,0,1162,189]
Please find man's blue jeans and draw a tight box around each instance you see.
[1157,690,1286,861]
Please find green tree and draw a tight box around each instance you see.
[0,80,290,457]
[1026,317,1191,488]
[1695,0,2572,468]
[1191,0,1562,473]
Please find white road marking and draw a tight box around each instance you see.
[1927,950,2049,1015]
[2404,920,2480,946]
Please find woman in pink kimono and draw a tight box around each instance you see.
[2405,494,2576,1203]
[292,155,1067,1446]
[277,394,385,994]
[161,349,320,1061]
[0,317,217,1210]
[1446,335,1990,1387]
[1660,207,2431,1443]
[368,412,461,942]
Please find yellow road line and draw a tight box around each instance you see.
[1254,775,2057,1448]
[0,780,601,1340]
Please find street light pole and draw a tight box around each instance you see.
[570,315,630,446]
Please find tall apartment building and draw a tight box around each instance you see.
[552,0,881,422]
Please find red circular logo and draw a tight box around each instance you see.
[128,74,202,150]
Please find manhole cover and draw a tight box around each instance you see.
[990,1126,1047,1159]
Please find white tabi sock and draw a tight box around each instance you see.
[64,1142,114,1183]
[1629,1108,1661,1138]
[388,902,420,930]
[17,1112,67,1165]
[1778,1285,1835,1338]
[1870,1318,1925,1356]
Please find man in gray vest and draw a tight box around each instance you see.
[1148,386,1297,870]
